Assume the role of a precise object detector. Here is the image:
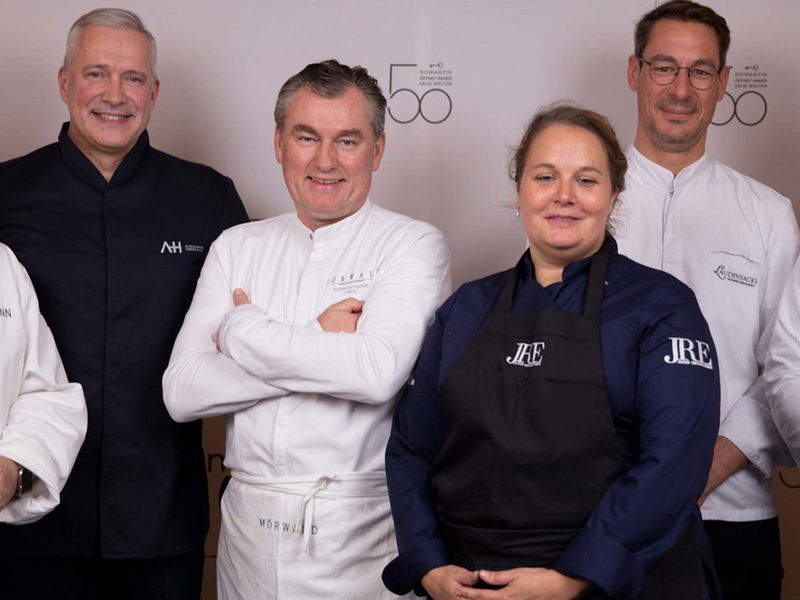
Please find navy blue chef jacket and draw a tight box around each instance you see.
[383,238,720,599]
[0,124,248,557]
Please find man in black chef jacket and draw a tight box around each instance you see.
[0,8,248,599]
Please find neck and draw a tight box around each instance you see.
[633,131,705,177]
[67,128,127,182]
[530,252,565,287]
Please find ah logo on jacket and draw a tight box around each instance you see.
[664,337,713,370]
[161,241,183,254]
[506,341,545,367]
[0,307,11,318]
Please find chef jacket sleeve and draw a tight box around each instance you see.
[766,258,800,465]
[163,239,290,422]
[0,253,87,524]
[382,300,453,596]
[217,177,249,231]
[215,226,451,405]
[719,204,799,475]
[553,281,720,599]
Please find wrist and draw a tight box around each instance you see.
[16,463,33,499]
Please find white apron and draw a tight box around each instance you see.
[217,470,412,599]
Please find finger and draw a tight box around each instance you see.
[455,586,502,600]
[328,297,363,311]
[478,569,515,586]
[232,288,251,306]
[450,567,480,587]
[453,569,481,586]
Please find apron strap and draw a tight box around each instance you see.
[494,261,522,312]
[296,475,336,552]
[583,239,610,318]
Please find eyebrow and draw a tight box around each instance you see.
[82,64,149,78]
[337,128,364,140]
[291,124,319,137]
[647,53,719,68]
[529,162,604,174]
[290,124,364,140]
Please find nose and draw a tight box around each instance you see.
[102,75,125,105]
[314,141,338,171]
[670,67,693,97]
[554,179,575,205]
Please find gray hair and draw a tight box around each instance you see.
[64,8,157,77]
[274,60,387,138]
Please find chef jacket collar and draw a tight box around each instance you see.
[518,235,618,298]
[626,145,710,194]
[294,199,374,244]
[57,122,151,192]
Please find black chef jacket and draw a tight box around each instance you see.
[0,124,249,558]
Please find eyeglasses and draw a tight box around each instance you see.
[637,56,723,91]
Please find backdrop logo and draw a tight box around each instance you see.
[712,64,768,126]
[388,63,453,124]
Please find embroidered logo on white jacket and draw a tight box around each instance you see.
[0,307,11,318]
[664,337,713,369]
[714,265,757,287]
[506,341,545,367]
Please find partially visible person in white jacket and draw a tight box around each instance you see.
[163,60,450,600]
[0,243,86,524]
[766,259,800,465]
[616,2,798,598]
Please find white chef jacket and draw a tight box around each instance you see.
[616,147,799,521]
[164,199,451,477]
[0,243,86,524]
[766,258,800,465]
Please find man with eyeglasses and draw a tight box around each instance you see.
[615,1,798,598]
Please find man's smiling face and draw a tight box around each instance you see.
[59,25,159,168]
[274,86,385,231]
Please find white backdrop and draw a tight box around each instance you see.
[2,1,799,597]
[2,0,799,286]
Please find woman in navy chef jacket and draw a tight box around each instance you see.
[382,105,720,600]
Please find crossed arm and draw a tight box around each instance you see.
[163,227,450,421]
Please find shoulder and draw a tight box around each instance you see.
[609,252,703,319]
[438,268,511,323]
[0,243,33,300]
[149,147,235,187]
[0,142,60,182]
[211,212,295,250]
[0,243,17,271]
[366,203,445,241]
[709,159,793,213]
[0,243,24,274]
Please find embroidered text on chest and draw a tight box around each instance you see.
[0,307,11,318]
[506,341,545,367]
[713,265,757,287]
[160,241,205,254]
[329,268,378,293]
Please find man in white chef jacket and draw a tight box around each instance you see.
[766,260,800,464]
[0,243,86,524]
[616,1,799,597]
[163,59,450,599]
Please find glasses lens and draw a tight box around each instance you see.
[689,67,716,90]
[648,60,678,84]
[647,60,717,90]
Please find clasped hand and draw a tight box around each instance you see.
[422,564,592,600]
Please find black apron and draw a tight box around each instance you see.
[430,244,707,599]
